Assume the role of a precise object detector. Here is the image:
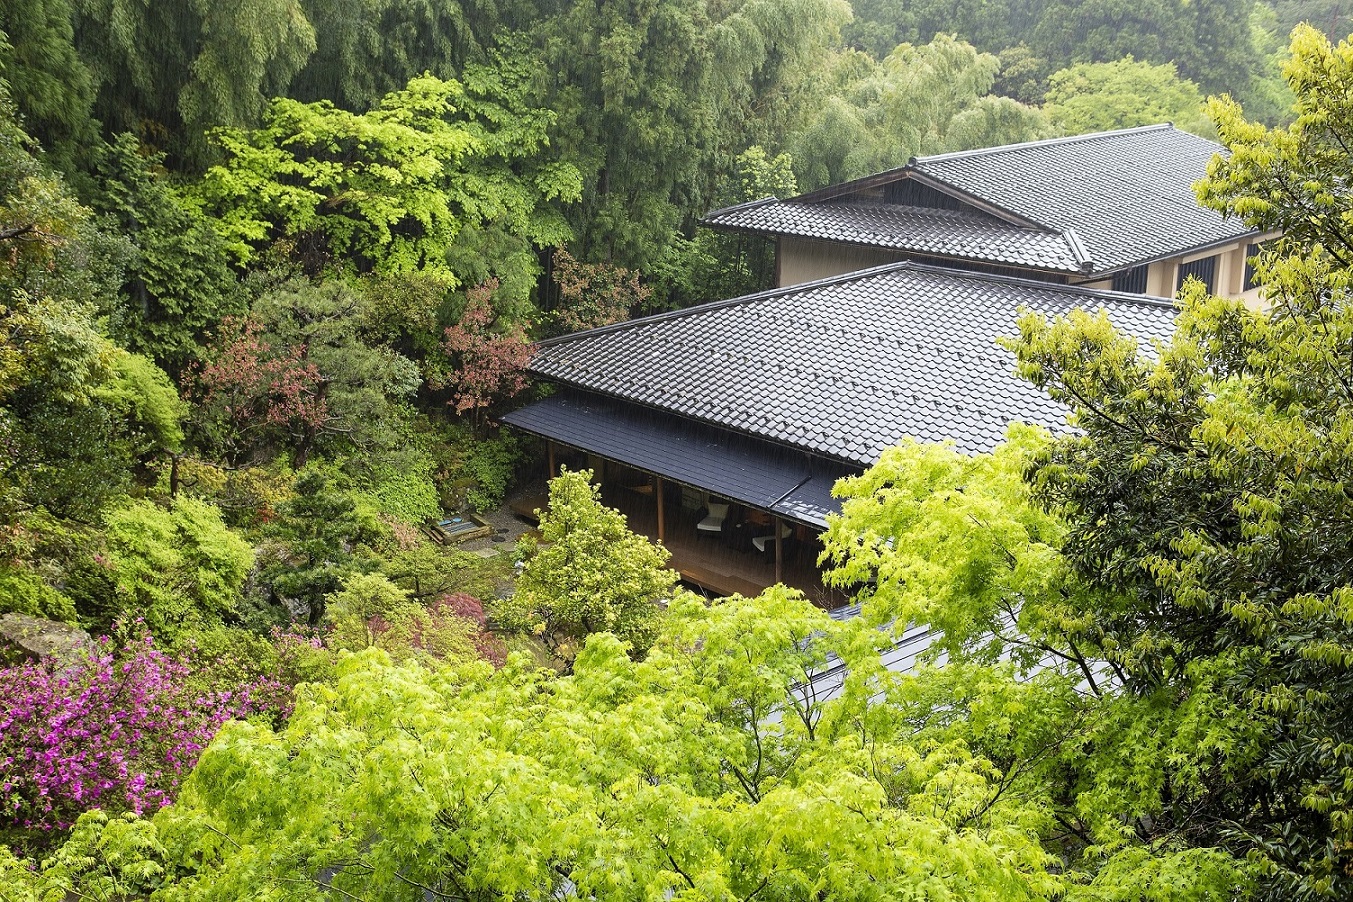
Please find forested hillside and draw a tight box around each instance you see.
[0,0,1350,899]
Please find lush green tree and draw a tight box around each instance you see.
[658,145,794,308]
[1027,0,1257,98]
[788,37,1052,189]
[0,83,188,521]
[536,0,848,269]
[196,69,580,294]
[497,469,676,663]
[0,0,97,173]
[972,26,1353,897]
[819,429,1264,899]
[1198,24,1353,265]
[251,278,422,464]
[89,134,244,377]
[259,468,385,624]
[101,496,253,637]
[1043,57,1212,137]
[73,0,316,165]
[993,44,1054,106]
[844,0,1026,60]
[3,299,187,520]
[0,810,173,899]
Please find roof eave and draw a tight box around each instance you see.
[520,379,874,471]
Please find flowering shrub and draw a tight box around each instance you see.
[0,634,289,836]
[325,575,507,668]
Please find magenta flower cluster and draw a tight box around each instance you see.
[0,634,289,833]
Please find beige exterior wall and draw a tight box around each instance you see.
[1149,235,1276,309]
[777,237,909,287]
[778,232,1278,308]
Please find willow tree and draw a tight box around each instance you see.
[788,36,1052,190]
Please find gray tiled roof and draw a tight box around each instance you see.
[911,126,1253,272]
[525,262,1176,466]
[704,199,1085,273]
[704,126,1256,277]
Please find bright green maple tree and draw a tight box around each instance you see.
[196,66,581,286]
[7,587,1069,901]
[497,468,677,663]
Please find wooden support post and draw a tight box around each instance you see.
[774,516,783,584]
[655,476,665,544]
[547,440,557,478]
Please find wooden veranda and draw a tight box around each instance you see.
[512,448,853,609]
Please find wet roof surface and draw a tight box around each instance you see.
[706,126,1256,276]
[525,261,1177,466]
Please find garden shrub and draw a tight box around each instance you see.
[0,633,288,842]
[102,495,253,639]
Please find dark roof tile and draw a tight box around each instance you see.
[704,126,1255,277]
[526,262,1176,465]
[704,200,1083,273]
[911,126,1253,272]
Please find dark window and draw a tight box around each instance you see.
[1243,243,1263,291]
[1111,265,1149,293]
[1176,255,1217,293]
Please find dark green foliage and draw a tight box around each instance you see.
[1027,0,1256,98]
[259,468,383,623]
[0,88,189,519]
[651,146,792,308]
[993,44,1053,105]
[289,0,522,111]
[441,424,527,513]
[0,0,97,174]
[2,287,183,522]
[1270,0,1351,40]
[249,278,422,465]
[89,135,243,377]
[537,0,848,270]
[73,0,316,166]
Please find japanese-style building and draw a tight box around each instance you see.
[704,124,1271,303]
[503,262,1176,606]
[504,125,1259,607]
